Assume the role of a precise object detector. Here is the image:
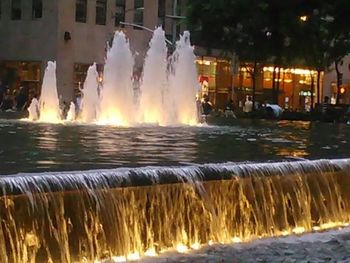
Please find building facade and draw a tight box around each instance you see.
[0,0,186,103]
[323,55,350,105]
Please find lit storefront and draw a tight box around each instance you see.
[330,81,350,104]
[0,61,41,106]
[234,66,323,111]
[195,57,323,111]
[196,57,233,109]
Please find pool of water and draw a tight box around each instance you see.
[0,119,349,175]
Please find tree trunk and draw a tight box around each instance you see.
[272,66,276,104]
[316,70,321,105]
[310,72,314,111]
[276,67,281,105]
[335,61,342,105]
[252,61,257,111]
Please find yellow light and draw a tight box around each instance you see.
[300,16,308,22]
[39,109,62,123]
[232,236,242,243]
[127,252,140,261]
[340,87,346,94]
[111,256,126,262]
[176,243,188,253]
[191,243,201,250]
[144,248,157,257]
[292,226,305,234]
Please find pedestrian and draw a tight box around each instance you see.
[224,99,237,118]
[243,96,253,113]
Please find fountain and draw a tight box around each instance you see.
[27,96,39,121]
[97,31,135,126]
[169,31,200,125]
[66,102,76,122]
[38,61,61,123]
[1,159,350,262]
[27,28,200,126]
[80,63,100,122]
[138,27,169,125]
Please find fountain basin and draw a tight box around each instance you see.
[1,159,350,262]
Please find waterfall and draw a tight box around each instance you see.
[1,159,350,262]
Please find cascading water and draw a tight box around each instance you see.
[38,61,61,123]
[169,31,200,125]
[98,31,135,126]
[80,63,100,122]
[66,102,76,121]
[138,27,169,125]
[1,159,350,262]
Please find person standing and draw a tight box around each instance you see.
[243,96,253,113]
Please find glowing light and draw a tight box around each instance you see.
[232,236,242,243]
[292,226,305,234]
[97,109,130,126]
[191,243,201,250]
[39,109,62,123]
[111,256,126,262]
[300,16,308,22]
[127,252,140,261]
[144,248,157,257]
[208,240,214,246]
[340,87,346,94]
[176,243,188,253]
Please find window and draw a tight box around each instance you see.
[115,0,125,27]
[32,0,42,19]
[11,0,21,20]
[133,0,143,29]
[96,0,107,25]
[158,0,165,27]
[76,0,87,22]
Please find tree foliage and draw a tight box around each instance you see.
[186,0,350,104]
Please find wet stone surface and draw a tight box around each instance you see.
[141,229,350,263]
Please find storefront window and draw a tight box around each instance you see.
[0,61,41,109]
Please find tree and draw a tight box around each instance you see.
[187,0,273,109]
[186,0,350,107]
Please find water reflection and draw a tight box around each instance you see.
[0,119,349,175]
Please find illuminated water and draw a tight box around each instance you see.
[138,27,169,125]
[80,63,99,123]
[38,61,61,122]
[98,31,135,126]
[31,29,199,126]
[1,119,350,262]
